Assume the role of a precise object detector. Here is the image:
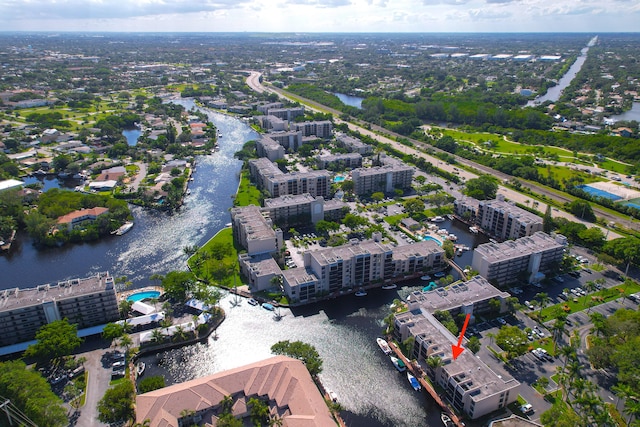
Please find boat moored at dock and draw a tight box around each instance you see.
[376,337,392,355]
[390,356,407,372]
[407,372,422,391]
[113,221,134,236]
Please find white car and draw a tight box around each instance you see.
[520,403,534,414]
[524,301,534,310]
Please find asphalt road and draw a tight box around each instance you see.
[245,71,624,240]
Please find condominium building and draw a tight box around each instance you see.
[472,232,567,286]
[266,107,305,122]
[230,205,283,256]
[316,153,362,170]
[291,120,333,139]
[455,197,543,241]
[248,158,283,190]
[262,194,347,226]
[405,275,511,321]
[394,308,519,419]
[256,102,283,114]
[0,272,119,347]
[335,132,372,155]
[351,164,414,195]
[256,136,285,161]
[255,115,287,131]
[265,170,331,199]
[266,131,304,151]
[136,356,335,427]
[290,240,444,299]
[238,253,283,292]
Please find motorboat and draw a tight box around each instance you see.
[431,216,445,223]
[355,289,367,297]
[113,222,134,236]
[381,283,397,290]
[441,412,455,427]
[469,226,479,234]
[407,372,422,391]
[377,338,392,355]
[136,362,145,377]
[328,390,338,402]
[447,234,457,241]
[390,356,407,372]
[247,298,259,306]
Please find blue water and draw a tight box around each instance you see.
[624,202,640,210]
[334,93,364,109]
[577,185,622,201]
[423,235,443,246]
[127,290,161,302]
[122,128,142,146]
[334,175,346,182]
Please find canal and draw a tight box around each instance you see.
[2,100,484,426]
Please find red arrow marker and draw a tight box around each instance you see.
[451,313,471,360]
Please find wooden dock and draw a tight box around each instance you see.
[388,341,465,427]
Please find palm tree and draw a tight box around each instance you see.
[535,292,550,318]
[624,397,640,425]
[119,333,133,355]
[426,355,443,380]
[150,329,165,343]
[551,319,567,352]
[612,383,636,411]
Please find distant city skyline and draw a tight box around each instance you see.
[0,0,638,33]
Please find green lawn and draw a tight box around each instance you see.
[540,281,640,321]
[598,159,633,174]
[536,165,603,183]
[188,227,244,288]
[234,170,261,207]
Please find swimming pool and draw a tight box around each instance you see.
[423,236,443,246]
[127,290,161,302]
[334,176,346,183]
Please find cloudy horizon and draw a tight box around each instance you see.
[0,0,638,33]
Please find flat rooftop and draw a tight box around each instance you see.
[0,272,114,311]
[474,231,564,263]
[282,267,319,286]
[264,193,316,209]
[308,240,393,266]
[407,275,509,313]
[231,205,277,242]
[480,199,542,224]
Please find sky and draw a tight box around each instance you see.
[0,0,638,33]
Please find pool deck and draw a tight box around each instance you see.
[118,286,164,301]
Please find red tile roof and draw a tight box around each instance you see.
[57,207,109,224]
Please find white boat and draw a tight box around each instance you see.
[113,222,134,236]
[420,275,432,281]
[469,226,479,234]
[390,356,407,372]
[441,412,455,427]
[377,338,392,355]
[456,248,463,256]
[381,283,397,290]
[136,362,145,377]
[431,216,445,223]
[328,390,338,402]
[407,372,422,391]
[447,234,457,241]
[355,289,367,297]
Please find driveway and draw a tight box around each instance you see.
[74,339,112,427]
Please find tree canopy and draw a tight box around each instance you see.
[271,340,323,377]
[24,319,83,361]
[0,360,67,427]
[463,175,498,200]
[97,379,136,424]
[162,270,196,301]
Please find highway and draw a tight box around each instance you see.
[245,71,629,239]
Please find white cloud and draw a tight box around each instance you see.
[0,0,637,31]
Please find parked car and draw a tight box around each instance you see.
[524,301,534,310]
[520,403,534,414]
[497,317,507,325]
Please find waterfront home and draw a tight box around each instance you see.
[57,207,109,231]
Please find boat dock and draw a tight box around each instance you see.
[388,341,465,427]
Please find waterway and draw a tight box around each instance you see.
[335,92,365,109]
[1,101,484,426]
[139,288,443,427]
[0,100,257,290]
[609,101,640,123]
[528,36,598,106]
